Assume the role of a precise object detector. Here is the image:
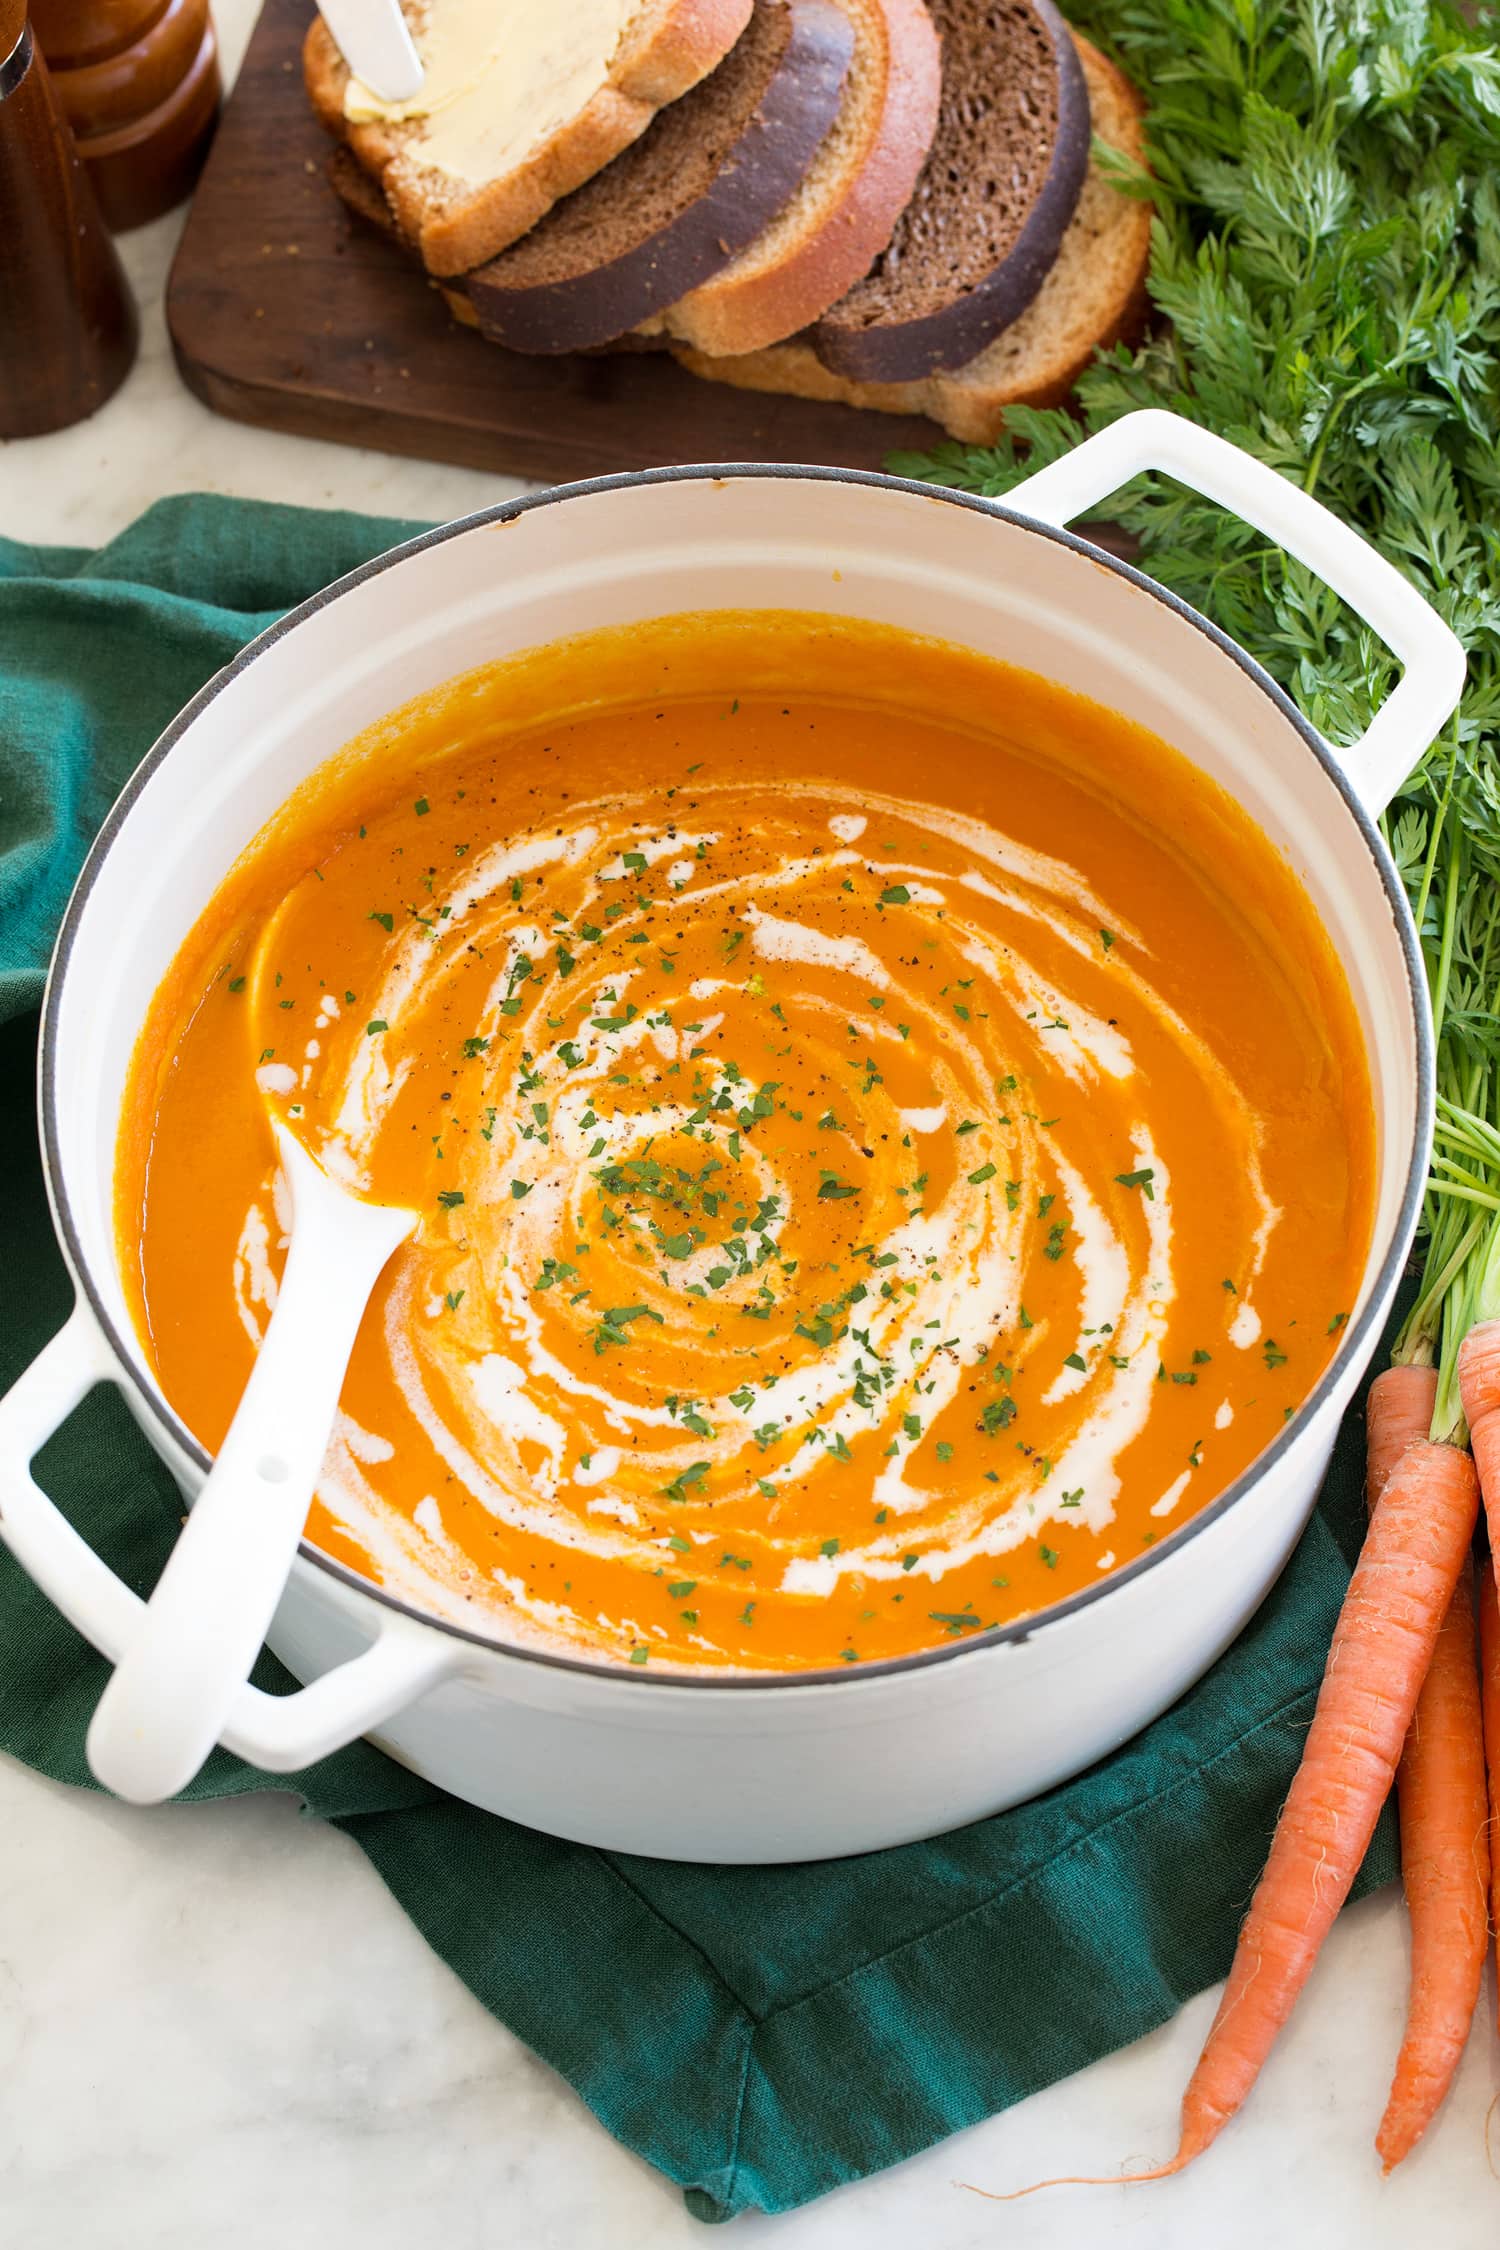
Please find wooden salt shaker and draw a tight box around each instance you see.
[30,0,220,229]
[0,0,138,437]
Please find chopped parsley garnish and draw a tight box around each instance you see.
[592,1303,664,1353]
[660,1461,710,1503]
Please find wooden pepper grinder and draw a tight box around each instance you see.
[30,0,220,229]
[0,0,138,437]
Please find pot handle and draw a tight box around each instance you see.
[0,1307,459,1794]
[1006,408,1466,818]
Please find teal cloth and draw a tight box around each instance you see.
[0,499,1398,2219]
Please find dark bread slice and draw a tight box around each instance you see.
[327,148,693,346]
[326,146,486,329]
[670,34,1150,442]
[811,0,1089,380]
[461,0,854,355]
[328,143,405,239]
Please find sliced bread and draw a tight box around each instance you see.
[326,142,407,238]
[461,0,854,354]
[304,0,755,277]
[325,143,489,330]
[641,0,942,356]
[810,0,1089,379]
[669,34,1150,441]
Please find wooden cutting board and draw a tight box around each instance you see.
[166,0,949,482]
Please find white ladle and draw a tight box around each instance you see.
[317,0,424,103]
[86,1126,416,1804]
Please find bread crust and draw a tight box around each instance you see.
[303,0,754,277]
[669,35,1151,440]
[655,0,941,355]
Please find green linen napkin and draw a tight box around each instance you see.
[0,498,1398,2221]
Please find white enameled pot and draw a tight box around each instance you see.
[0,413,1465,1862]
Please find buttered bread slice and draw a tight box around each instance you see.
[304,0,755,277]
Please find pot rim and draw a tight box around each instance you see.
[39,461,1433,1693]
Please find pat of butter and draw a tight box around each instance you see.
[344,0,639,187]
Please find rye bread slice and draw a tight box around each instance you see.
[669,34,1150,441]
[461,0,854,354]
[325,145,687,345]
[303,0,754,277]
[327,143,406,239]
[645,0,941,356]
[810,0,1090,380]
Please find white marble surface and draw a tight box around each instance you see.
[3,7,1499,2242]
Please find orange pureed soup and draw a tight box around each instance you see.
[119,613,1375,1673]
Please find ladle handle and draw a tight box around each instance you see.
[85,1140,413,1804]
[1009,408,1466,818]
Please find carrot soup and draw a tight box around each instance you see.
[117,612,1375,1672]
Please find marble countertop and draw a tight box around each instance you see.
[4,7,1498,2243]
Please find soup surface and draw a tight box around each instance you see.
[120,613,1374,1673]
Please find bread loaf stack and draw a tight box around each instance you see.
[305,0,1151,441]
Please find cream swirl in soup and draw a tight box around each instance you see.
[120,614,1373,1671]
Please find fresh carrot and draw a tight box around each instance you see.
[1360,1363,1489,2166]
[1365,1364,1440,1509]
[1459,1322,1500,1554]
[1477,1562,1500,2030]
[1166,1436,1480,2171]
[1375,1554,1488,2169]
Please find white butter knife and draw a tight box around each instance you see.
[317,0,423,102]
